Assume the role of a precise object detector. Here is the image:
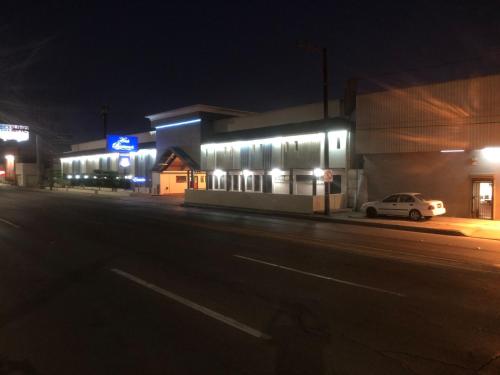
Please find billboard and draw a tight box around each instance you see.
[107,135,138,152]
[0,124,29,142]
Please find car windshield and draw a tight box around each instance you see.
[414,194,427,201]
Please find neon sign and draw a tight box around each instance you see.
[107,135,138,152]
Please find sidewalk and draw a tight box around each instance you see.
[326,212,500,240]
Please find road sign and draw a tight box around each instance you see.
[323,169,333,182]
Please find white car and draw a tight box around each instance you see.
[361,193,446,221]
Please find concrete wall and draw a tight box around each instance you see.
[185,190,346,214]
[16,163,39,187]
[363,150,500,218]
[185,189,316,214]
[357,74,500,154]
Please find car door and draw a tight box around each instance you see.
[377,194,400,215]
[397,194,416,216]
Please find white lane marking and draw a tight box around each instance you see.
[0,218,20,229]
[110,268,271,340]
[234,255,406,298]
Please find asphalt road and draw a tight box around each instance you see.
[0,186,500,375]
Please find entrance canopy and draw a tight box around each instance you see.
[154,147,200,172]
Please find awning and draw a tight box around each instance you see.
[154,147,200,172]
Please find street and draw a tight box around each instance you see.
[0,186,500,374]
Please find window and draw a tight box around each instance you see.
[220,175,226,190]
[296,175,313,182]
[336,137,341,149]
[382,195,398,203]
[399,195,415,203]
[201,176,205,183]
[176,176,187,183]
[331,175,341,194]
[246,175,252,191]
[254,175,261,192]
[232,175,239,191]
[208,175,213,190]
[214,176,219,189]
[264,175,273,193]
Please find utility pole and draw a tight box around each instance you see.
[101,105,109,138]
[297,41,330,215]
[322,47,330,215]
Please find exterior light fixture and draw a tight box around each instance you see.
[313,168,323,177]
[213,169,224,177]
[67,175,73,179]
[119,157,131,168]
[242,169,252,177]
[83,175,89,179]
[155,118,201,130]
[482,147,500,162]
[4,154,15,162]
[440,149,465,153]
[75,175,81,179]
[271,168,283,177]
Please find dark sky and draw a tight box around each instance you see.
[2,0,500,142]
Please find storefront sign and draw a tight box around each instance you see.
[107,135,138,152]
[323,169,333,182]
[0,124,29,142]
[118,155,131,168]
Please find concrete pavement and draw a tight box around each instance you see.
[1,186,500,374]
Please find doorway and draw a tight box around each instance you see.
[472,179,493,219]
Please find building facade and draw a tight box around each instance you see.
[60,131,156,191]
[185,100,353,214]
[146,105,252,195]
[355,73,500,219]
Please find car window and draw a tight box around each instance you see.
[382,195,398,203]
[414,194,427,201]
[399,195,415,203]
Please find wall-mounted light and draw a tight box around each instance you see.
[242,169,252,177]
[482,147,500,162]
[440,149,465,153]
[213,169,225,177]
[271,168,283,177]
[67,175,73,179]
[313,168,323,177]
[4,154,15,162]
[75,175,81,179]
[83,175,89,179]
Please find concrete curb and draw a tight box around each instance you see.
[183,202,467,237]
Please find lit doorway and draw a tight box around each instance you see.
[472,179,493,219]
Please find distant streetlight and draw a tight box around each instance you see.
[297,41,330,215]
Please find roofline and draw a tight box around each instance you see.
[203,117,352,144]
[145,104,255,121]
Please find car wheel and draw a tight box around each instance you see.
[366,207,378,218]
[409,209,422,221]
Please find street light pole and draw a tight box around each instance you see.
[297,41,331,214]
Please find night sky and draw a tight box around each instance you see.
[2,0,500,143]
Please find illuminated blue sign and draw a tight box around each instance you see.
[107,135,138,152]
[132,177,146,183]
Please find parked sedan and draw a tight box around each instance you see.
[361,193,446,221]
